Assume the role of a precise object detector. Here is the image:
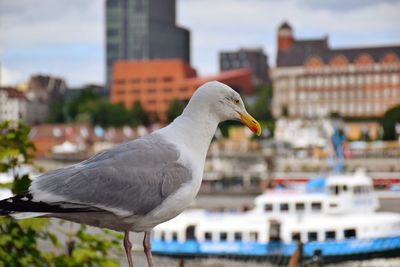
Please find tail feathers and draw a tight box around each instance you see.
[0,193,99,219]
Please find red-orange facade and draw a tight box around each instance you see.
[110,59,252,120]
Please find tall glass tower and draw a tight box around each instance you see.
[105,0,190,91]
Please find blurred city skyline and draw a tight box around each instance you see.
[0,0,400,86]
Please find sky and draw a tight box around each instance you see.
[0,0,399,87]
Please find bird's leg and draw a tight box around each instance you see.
[143,231,154,267]
[124,230,134,267]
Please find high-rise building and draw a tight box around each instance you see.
[220,48,270,86]
[272,21,400,119]
[105,0,190,91]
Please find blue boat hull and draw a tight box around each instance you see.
[152,236,400,259]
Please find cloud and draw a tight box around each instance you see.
[0,0,103,50]
[0,0,104,86]
[178,0,400,73]
[0,0,399,86]
[296,0,400,12]
[0,65,24,86]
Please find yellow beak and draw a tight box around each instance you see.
[239,112,262,136]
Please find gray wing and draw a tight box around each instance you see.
[30,133,192,215]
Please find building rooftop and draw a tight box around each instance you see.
[0,87,26,100]
[277,23,400,67]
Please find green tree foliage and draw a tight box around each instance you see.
[131,101,149,126]
[0,121,122,267]
[48,99,67,123]
[381,105,400,140]
[49,90,141,127]
[166,99,186,123]
[251,85,272,121]
[0,121,35,194]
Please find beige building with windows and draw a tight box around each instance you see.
[272,22,400,118]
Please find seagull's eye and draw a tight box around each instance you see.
[234,99,240,105]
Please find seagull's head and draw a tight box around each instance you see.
[185,81,262,136]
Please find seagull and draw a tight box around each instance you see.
[0,81,261,267]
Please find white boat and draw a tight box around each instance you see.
[151,171,400,264]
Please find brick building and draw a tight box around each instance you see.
[220,48,270,86]
[272,22,400,118]
[110,59,252,120]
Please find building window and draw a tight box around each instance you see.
[348,75,355,85]
[180,87,188,92]
[374,102,380,112]
[391,73,399,84]
[299,77,306,87]
[295,203,305,211]
[344,229,356,239]
[323,77,330,87]
[384,88,390,97]
[308,232,318,242]
[205,232,212,241]
[357,75,363,86]
[147,77,157,83]
[375,89,380,97]
[147,88,156,94]
[131,89,140,94]
[332,76,338,87]
[340,75,346,87]
[325,231,336,240]
[163,88,172,93]
[280,203,289,211]
[374,74,380,84]
[163,76,173,82]
[311,202,322,211]
[114,79,125,85]
[264,204,273,212]
[115,90,125,95]
[358,103,363,113]
[131,79,141,84]
[366,103,371,113]
[383,74,389,83]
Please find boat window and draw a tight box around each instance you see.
[172,232,178,241]
[344,229,356,239]
[161,232,165,241]
[220,232,227,241]
[280,203,289,211]
[291,232,301,242]
[325,231,336,240]
[264,203,273,212]
[311,202,322,211]
[342,185,348,192]
[205,232,212,241]
[234,232,242,241]
[186,225,196,240]
[308,232,318,241]
[249,231,258,242]
[353,186,361,194]
[329,202,338,208]
[330,185,340,195]
[295,203,305,211]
